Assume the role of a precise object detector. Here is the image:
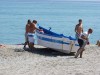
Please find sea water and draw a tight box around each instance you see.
[0,1,100,44]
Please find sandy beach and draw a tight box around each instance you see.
[0,44,100,75]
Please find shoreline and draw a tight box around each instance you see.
[0,44,100,75]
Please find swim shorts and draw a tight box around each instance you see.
[28,33,35,44]
[78,39,84,47]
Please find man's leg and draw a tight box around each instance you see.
[96,40,99,45]
[29,43,34,50]
[79,41,87,58]
[80,50,84,58]
[24,34,28,48]
[28,37,34,50]
[27,41,30,48]
[24,42,27,48]
[98,42,100,47]
[75,39,84,58]
[74,48,80,58]
[28,33,35,50]
[75,47,82,58]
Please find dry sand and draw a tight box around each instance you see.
[0,44,100,75]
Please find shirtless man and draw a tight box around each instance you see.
[23,19,31,48]
[75,19,83,40]
[28,20,42,50]
[75,28,93,58]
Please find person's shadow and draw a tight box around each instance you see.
[24,47,75,57]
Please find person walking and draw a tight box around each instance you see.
[75,28,93,58]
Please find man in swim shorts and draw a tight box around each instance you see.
[28,20,43,50]
[75,28,93,58]
[75,19,83,40]
[23,19,31,48]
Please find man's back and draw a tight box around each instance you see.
[29,23,36,33]
[26,24,30,33]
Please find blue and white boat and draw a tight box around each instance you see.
[36,26,79,54]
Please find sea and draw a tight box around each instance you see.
[0,1,100,44]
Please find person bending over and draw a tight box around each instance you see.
[28,20,43,50]
[75,28,93,58]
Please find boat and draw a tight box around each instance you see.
[36,26,79,54]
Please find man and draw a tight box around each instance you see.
[23,19,31,48]
[75,28,93,58]
[75,19,83,40]
[28,20,43,50]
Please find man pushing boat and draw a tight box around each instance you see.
[75,28,93,58]
[28,20,43,50]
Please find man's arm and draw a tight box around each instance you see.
[34,25,43,31]
[81,35,88,40]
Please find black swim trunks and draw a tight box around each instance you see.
[78,39,84,47]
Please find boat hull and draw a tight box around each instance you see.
[36,26,79,54]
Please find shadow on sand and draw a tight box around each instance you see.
[24,47,75,57]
